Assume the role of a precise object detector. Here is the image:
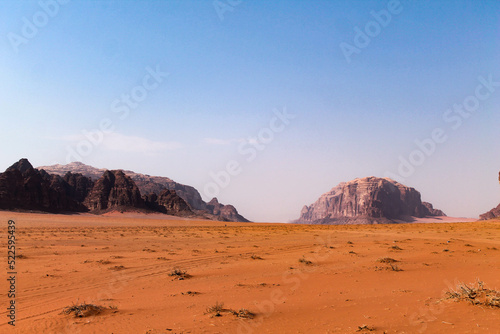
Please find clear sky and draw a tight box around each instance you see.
[1,0,499,222]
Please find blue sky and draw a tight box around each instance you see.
[0,0,499,222]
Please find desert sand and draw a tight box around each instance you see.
[0,211,499,334]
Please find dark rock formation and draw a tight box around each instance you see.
[206,197,249,222]
[0,159,87,213]
[39,162,250,222]
[479,170,500,220]
[62,172,95,203]
[84,170,145,212]
[296,177,445,225]
[480,204,500,220]
[143,189,192,216]
[422,202,446,217]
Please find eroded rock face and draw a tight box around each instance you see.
[480,204,500,220]
[206,197,249,222]
[422,202,446,217]
[0,159,87,213]
[479,170,500,220]
[296,177,445,224]
[39,162,250,222]
[84,170,145,212]
[143,189,192,216]
[63,172,95,203]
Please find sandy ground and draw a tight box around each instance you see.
[0,211,499,334]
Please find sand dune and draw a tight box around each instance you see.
[0,211,499,333]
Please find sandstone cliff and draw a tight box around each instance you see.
[39,162,249,222]
[84,170,145,212]
[0,159,87,213]
[296,177,445,225]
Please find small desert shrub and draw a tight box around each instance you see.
[206,301,225,317]
[109,265,125,271]
[390,245,403,251]
[357,324,375,332]
[377,257,398,264]
[298,257,313,265]
[389,263,403,272]
[232,308,255,319]
[62,303,107,318]
[251,255,263,260]
[169,268,191,280]
[16,254,27,259]
[206,302,255,319]
[445,280,500,308]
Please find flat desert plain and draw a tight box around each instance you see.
[0,212,499,334]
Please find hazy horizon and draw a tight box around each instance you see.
[1,0,499,222]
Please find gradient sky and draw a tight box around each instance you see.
[1,0,499,222]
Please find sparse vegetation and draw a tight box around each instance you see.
[445,280,500,308]
[205,302,255,319]
[169,268,191,280]
[298,257,313,265]
[390,245,403,251]
[377,257,398,264]
[251,255,263,260]
[62,303,113,318]
[206,301,225,317]
[389,263,403,272]
[357,324,375,331]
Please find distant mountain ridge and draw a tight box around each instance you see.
[38,161,249,222]
[296,176,446,225]
[479,170,500,220]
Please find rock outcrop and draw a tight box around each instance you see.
[143,189,193,216]
[296,177,445,225]
[480,204,500,220]
[422,202,446,217]
[39,162,250,222]
[206,197,249,222]
[0,159,87,213]
[479,170,500,220]
[84,170,145,212]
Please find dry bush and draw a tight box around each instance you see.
[169,268,191,280]
[206,302,255,319]
[299,257,313,265]
[62,303,110,318]
[377,257,398,264]
[445,280,500,308]
[206,301,225,317]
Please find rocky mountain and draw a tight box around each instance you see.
[479,204,500,220]
[144,189,193,216]
[0,159,88,213]
[206,197,249,222]
[38,162,249,222]
[479,170,500,220]
[84,170,146,212]
[296,177,445,225]
[0,159,209,218]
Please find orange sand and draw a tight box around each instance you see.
[0,211,499,334]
